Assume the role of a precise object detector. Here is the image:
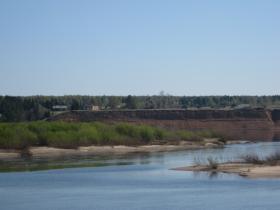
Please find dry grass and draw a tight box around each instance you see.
[241,152,280,166]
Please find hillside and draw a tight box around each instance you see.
[49,108,280,140]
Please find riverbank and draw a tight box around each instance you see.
[174,163,280,179]
[174,151,280,179]
[0,121,223,149]
[0,139,225,160]
[49,109,280,141]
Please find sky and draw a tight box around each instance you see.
[0,0,279,96]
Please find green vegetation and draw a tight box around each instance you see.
[1,95,280,121]
[0,122,221,149]
[0,160,132,172]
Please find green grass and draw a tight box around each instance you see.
[0,122,222,149]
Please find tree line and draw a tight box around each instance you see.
[0,95,280,122]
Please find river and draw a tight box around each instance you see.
[1,142,280,210]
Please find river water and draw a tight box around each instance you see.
[1,142,280,210]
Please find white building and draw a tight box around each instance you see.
[52,105,68,111]
[85,105,100,111]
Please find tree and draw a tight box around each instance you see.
[144,97,155,109]
[108,97,121,109]
[71,99,80,110]
[125,95,138,109]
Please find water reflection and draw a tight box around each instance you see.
[2,142,280,210]
[273,132,280,141]
[2,142,280,173]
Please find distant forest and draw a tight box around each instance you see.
[0,95,280,122]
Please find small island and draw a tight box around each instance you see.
[174,153,280,179]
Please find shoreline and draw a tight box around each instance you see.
[0,139,226,160]
[173,162,280,179]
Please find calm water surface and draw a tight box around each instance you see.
[1,142,280,210]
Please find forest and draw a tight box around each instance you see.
[0,95,280,122]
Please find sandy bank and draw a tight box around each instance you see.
[174,163,280,179]
[30,142,219,158]
[0,140,223,160]
[0,150,20,159]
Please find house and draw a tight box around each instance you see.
[234,104,251,109]
[85,105,100,111]
[52,105,68,111]
[117,103,126,109]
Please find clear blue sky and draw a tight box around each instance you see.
[0,0,279,96]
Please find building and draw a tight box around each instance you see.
[234,104,251,109]
[52,105,68,111]
[85,105,100,111]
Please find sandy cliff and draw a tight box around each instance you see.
[49,108,280,140]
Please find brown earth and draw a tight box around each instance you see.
[49,108,280,141]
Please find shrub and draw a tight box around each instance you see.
[154,128,166,140]
[207,157,218,170]
[264,152,280,166]
[240,153,280,166]
[78,126,101,145]
[177,130,202,141]
[44,131,78,149]
[115,123,138,137]
[0,124,38,149]
[0,122,224,149]
[241,154,263,164]
[138,125,155,143]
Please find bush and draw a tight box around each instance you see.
[44,131,79,149]
[176,130,202,141]
[240,152,280,166]
[154,128,166,140]
[0,122,224,149]
[265,152,280,166]
[115,123,138,138]
[241,154,263,164]
[0,124,38,149]
[138,125,155,142]
[207,157,218,170]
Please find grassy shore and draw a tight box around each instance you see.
[0,122,222,150]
